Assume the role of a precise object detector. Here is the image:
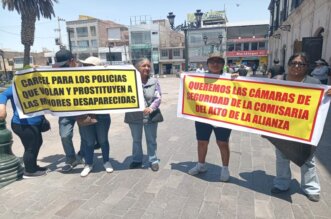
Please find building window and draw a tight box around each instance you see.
[227,43,235,51]
[235,43,242,51]
[258,42,266,50]
[131,31,151,44]
[77,40,89,48]
[161,50,168,57]
[91,40,98,48]
[173,49,180,57]
[251,42,258,50]
[108,28,121,40]
[76,27,88,37]
[243,43,249,51]
[90,26,96,36]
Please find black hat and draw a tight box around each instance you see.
[54,49,73,67]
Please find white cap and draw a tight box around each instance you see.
[79,56,102,66]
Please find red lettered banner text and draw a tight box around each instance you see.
[177,73,330,146]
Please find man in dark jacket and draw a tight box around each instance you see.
[267,58,285,78]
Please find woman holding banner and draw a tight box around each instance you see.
[188,52,239,182]
[124,58,162,172]
[0,86,48,178]
[270,52,331,202]
[77,57,113,177]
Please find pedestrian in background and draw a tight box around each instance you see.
[124,58,162,171]
[270,52,331,202]
[196,64,205,73]
[77,56,113,177]
[311,59,329,84]
[236,64,248,76]
[54,49,84,172]
[188,52,238,182]
[267,58,285,78]
[0,86,48,178]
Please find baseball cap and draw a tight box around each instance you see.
[207,52,225,64]
[54,49,74,67]
[79,56,102,66]
[315,59,324,65]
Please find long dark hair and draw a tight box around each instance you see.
[287,52,310,68]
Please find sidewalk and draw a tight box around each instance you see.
[0,77,330,218]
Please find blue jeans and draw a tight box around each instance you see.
[129,122,159,164]
[79,114,111,165]
[273,148,320,195]
[59,116,84,164]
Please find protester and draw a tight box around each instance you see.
[0,86,48,178]
[270,52,331,202]
[196,64,205,73]
[188,52,238,182]
[54,48,84,172]
[77,56,113,177]
[124,58,162,171]
[267,58,285,78]
[311,59,329,84]
[236,64,248,76]
[252,63,258,75]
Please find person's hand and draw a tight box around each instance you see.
[143,107,153,115]
[231,73,239,80]
[325,88,331,96]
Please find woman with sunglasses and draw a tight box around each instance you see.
[270,52,331,202]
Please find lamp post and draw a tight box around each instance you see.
[202,34,223,54]
[107,41,114,64]
[167,9,203,71]
[0,49,8,81]
[218,34,223,52]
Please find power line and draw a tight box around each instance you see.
[0,29,55,39]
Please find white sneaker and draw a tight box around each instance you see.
[188,163,207,175]
[103,161,114,173]
[220,167,230,182]
[80,165,93,177]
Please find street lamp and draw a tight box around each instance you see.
[107,41,115,64]
[167,9,204,71]
[202,34,224,53]
[218,34,223,51]
[0,49,8,81]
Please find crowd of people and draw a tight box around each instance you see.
[0,49,330,203]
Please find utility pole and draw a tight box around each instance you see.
[55,17,66,48]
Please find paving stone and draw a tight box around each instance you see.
[55,200,85,217]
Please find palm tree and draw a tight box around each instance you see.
[2,0,58,66]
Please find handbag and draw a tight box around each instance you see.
[40,117,51,132]
[76,114,98,127]
[149,108,164,123]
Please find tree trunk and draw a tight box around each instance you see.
[23,44,31,67]
[21,12,36,67]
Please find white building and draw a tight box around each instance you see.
[268,0,331,70]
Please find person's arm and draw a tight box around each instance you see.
[0,86,11,120]
[144,81,162,115]
[0,104,6,120]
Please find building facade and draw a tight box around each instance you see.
[187,10,227,70]
[226,23,269,67]
[66,15,129,63]
[268,0,331,71]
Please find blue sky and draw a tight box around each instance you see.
[0,0,270,53]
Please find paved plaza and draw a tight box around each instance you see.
[0,74,330,218]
